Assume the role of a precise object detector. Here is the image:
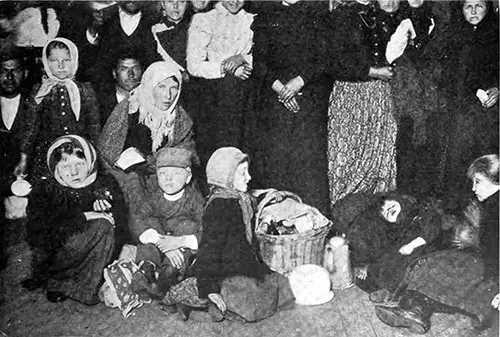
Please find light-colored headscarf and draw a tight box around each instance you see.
[206,147,255,244]
[128,61,182,152]
[47,134,97,188]
[35,37,81,120]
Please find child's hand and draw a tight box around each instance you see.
[162,248,184,269]
[208,293,226,313]
[84,211,115,226]
[399,243,415,255]
[234,64,252,80]
[492,293,500,310]
[483,87,499,108]
[93,199,112,212]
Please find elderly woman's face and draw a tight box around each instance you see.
[56,153,89,188]
[472,172,499,201]
[380,199,401,223]
[378,0,400,13]
[463,0,488,25]
[153,77,179,111]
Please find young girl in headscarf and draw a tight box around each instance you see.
[22,135,128,305]
[161,147,295,322]
[31,37,100,182]
[98,61,197,213]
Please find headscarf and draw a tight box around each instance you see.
[35,37,81,120]
[206,147,254,244]
[46,134,97,188]
[128,61,182,152]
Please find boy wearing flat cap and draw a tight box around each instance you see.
[129,147,204,298]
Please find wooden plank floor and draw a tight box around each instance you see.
[0,220,495,337]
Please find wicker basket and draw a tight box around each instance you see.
[254,190,333,275]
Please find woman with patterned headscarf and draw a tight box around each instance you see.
[22,135,129,305]
[30,37,100,182]
[98,60,197,212]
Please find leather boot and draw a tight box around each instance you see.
[375,290,434,334]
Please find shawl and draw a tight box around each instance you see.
[46,134,97,188]
[35,37,81,120]
[206,186,255,245]
[129,61,182,152]
[97,99,195,168]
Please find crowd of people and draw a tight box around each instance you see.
[0,0,498,334]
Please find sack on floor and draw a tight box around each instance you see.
[4,196,28,219]
[99,258,146,318]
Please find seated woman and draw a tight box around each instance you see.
[375,154,499,334]
[22,135,129,305]
[161,147,295,322]
[98,60,197,212]
[31,37,100,182]
[340,191,442,295]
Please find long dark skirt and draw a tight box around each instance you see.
[163,272,295,322]
[193,76,253,168]
[251,84,331,217]
[47,218,115,305]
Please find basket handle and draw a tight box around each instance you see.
[255,190,302,231]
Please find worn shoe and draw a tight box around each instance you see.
[375,305,430,334]
[46,291,68,303]
[369,289,399,305]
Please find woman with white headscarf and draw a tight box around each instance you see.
[30,37,100,181]
[22,135,128,305]
[98,61,197,212]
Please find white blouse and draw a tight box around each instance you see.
[186,3,254,79]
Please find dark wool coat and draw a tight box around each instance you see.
[477,192,499,279]
[27,172,128,256]
[26,172,129,304]
[30,82,101,180]
[342,192,441,266]
[153,15,192,69]
[249,1,333,216]
[189,198,271,298]
[391,3,439,195]
[411,8,499,200]
[393,192,498,322]
[0,94,37,186]
[129,182,204,243]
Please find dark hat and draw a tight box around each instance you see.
[156,147,192,168]
[0,39,23,63]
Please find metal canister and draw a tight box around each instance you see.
[323,236,354,290]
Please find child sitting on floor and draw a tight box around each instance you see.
[129,147,204,299]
